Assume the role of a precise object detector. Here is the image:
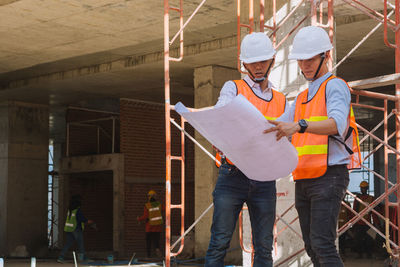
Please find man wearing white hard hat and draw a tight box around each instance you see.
[265,26,361,266]
[205,32,287,267]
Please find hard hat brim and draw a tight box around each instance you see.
[241,52,276,64]
[288,47,333,60]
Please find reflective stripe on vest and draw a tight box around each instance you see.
[296,145,328,156]
[215,79,286,167]
[265,116,278,120]
[149,207,160,212]
[348,110,362,169]
[146,201,163,226]
[307,116,328,122]
[292,75,361,180]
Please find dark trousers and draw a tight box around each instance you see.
[353,224,374,255]
[295,165,349,267]
[146,232,161,257]
[205,163,276,267]
[339,232,349,255]
[59,229,85,259]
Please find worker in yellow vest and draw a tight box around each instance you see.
[58,195,94,263]
[205,32,287,267]
[353,181,378,258]
[264,26,361,267]
[137,190,164,258]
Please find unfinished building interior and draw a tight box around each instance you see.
[0,0,399,266]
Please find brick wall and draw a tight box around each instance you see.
[63,101,195,257]
[120,99,195,257]
[120,100,194,182]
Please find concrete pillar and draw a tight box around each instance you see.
[193,65,240,263]
[0,101,49,257]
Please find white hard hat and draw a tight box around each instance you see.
[240,32,276,64]
[289,26,333,60]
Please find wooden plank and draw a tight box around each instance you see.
[348,73,400,90]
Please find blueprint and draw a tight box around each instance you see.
[175,94,298,181]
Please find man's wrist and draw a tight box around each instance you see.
[295,123,301,133]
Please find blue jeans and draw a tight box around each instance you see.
[205,163,276,267]
[295,165,349,267]
[59,229,85,259]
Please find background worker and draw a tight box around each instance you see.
[58,194,94,263]
[353,181,379,258]
[265,26,361,267]
[205,32,287,267]
[137,190,163,258]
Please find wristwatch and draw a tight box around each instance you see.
[298,119,308,133]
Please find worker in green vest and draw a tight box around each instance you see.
[57,195,94,263]
[137,190,164,258]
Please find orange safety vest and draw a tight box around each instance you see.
[145,201,163,226]
[216,79,286,167]
[292,75,361,181]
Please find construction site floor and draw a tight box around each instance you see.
[0,257,394,267]
[1,259,194,267]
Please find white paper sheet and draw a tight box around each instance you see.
[175,94,298,181]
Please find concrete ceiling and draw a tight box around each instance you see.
[0,0,397,136]
[0,0,388,72]
[0,0,236,73]
[0,0,239,108]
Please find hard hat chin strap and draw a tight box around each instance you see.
[302,53,326,81]
[246,58,275,84]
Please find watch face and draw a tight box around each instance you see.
[299,119,307,127]
[299,119,308,133]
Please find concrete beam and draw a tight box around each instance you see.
[336,13,381,26]
[0,0,21,6]
[1,35,236,90]
[348,73,400,90]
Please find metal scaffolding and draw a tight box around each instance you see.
[66,113,119,156]
[47,146,59,249]
[163,0,400,266]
